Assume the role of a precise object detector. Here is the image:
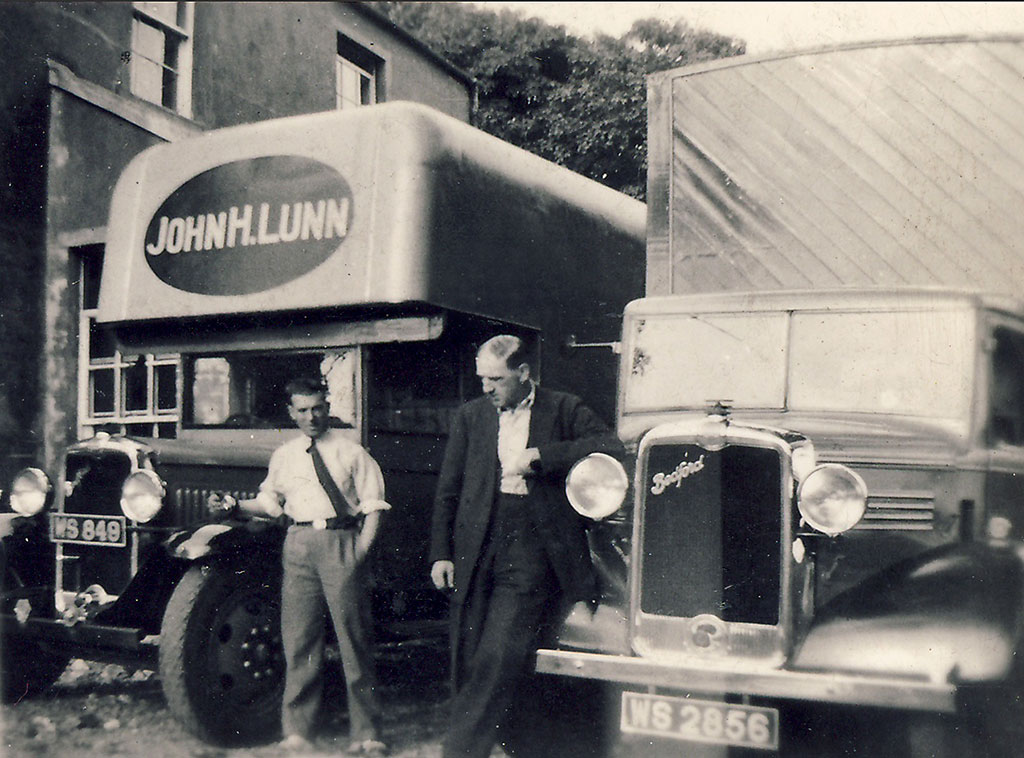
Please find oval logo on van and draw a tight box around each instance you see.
[143,156,353,295]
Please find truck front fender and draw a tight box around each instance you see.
[164,517,285,562]
[792,542,1024,683]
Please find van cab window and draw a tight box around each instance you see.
[990,328,1024,445]
[185,350,357,429]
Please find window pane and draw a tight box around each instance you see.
[81,250,103,310]
[124,359,149,413]
[336,60,375,110]
[622,313,789,412]
[126,423,154,437]
[89,321,117,360]
[156,363,178,411]
[192,358,231,424]
[339,63,358,108]
[91,370,115,415]
[135,2,179,27]
[131,56,164,104]
[133,20,165,63]
[187,354,321,428]
[161,66,177,108]
[157,422,178,439]
[789,309,973,418]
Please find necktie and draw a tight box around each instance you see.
[307,441,361,529]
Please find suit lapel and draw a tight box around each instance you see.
[477,399,499,488]
[528,387,556,447]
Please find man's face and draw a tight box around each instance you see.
[476,352,529,409]
[288,392,330,439]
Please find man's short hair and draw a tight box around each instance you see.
[477,335,533,370]
[284,377,327,402]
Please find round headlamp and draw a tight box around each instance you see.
[797,464,867,536]
[10,468,51,516]
[120,470,165,523]
[565,453,629,520]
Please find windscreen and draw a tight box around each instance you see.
[185,350,358,429]
[788,308,974,418]
[623,312,790,412]
[623,307,974,418]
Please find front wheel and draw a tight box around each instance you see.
[159,560,284,746]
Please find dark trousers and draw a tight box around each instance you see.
[443,493,560,758]
[280,526,382,741]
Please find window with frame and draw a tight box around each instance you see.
[336,34,382,109]
[130,1,194,116]
[990,326,1024,446]
[77,246,181,439]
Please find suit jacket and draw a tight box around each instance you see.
[430,386,623,609]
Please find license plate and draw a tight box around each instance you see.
[621,691,779,751]
[50,513,127,547]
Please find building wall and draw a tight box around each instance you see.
[192,3,472,126]
[0,1,473,479]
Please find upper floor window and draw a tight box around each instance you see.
[336,34,382,109]
[130,1,194,116]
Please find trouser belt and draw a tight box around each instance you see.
[288,514,362,531]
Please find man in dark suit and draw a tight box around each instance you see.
[429,335,623,758]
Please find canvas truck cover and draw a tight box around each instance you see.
[98,102,645,347]
[647,35,1024,296]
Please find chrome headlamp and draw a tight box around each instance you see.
[120,470,165,523]
[797,463,867,536]
[10,468,51,516]
[565,453,629,520]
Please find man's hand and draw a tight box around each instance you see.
[206,492,237,519]
[431,560,455,590]
[504,447,540,476]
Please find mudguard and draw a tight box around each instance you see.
[1,513,54,592]
[792,542,1024,683]
[164,516,286,562]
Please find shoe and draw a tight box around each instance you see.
[279,733,315,753]
[348,738,389,756]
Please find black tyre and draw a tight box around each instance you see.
[1,635,69,704]
[159,560,284,746]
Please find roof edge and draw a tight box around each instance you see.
[626,286,1024,315]
[649,32,1024,84]
[347,2,477,89]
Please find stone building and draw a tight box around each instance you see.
[0,1,474,482]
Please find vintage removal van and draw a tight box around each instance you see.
[535,37,1024,757]
[0,102,645,744]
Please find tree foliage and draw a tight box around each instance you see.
[369,2,744,199]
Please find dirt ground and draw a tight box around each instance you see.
[1,659,456,758]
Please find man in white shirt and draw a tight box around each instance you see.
[214,377,389,756]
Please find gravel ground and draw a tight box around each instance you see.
[1,659,458,758]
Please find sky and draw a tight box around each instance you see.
[472,2,1024,55]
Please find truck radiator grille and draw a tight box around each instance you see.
[61,451,133,594]
[639,443,783,625]
[171,487,258,525]
[856,493,934,531]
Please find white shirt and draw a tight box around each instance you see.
[259,428,389,522]
[497,382,535,495]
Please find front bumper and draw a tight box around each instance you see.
[1,613,158,667]
[535,648,957,713]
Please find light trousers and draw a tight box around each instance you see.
[280,526,382,741]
